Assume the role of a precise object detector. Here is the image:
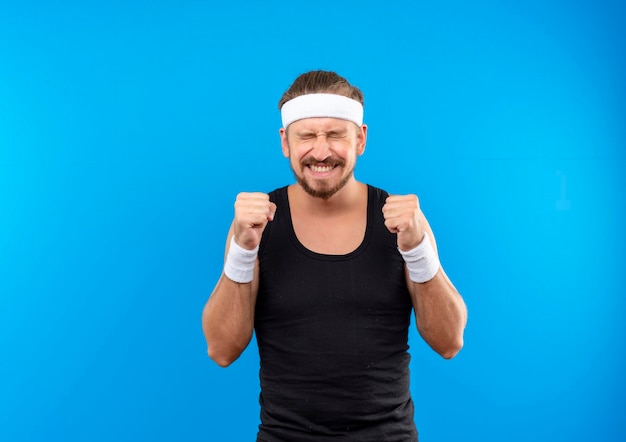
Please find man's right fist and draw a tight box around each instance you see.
[233,192,277,250]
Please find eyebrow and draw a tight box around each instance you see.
[294,127,348,137]
[326,128,348,136]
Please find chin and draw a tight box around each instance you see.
[291,164,354,200]
[296,177,351,200]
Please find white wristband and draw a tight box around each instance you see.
[223,237,258,283]
[398,232,440,283]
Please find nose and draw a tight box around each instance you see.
[310,134,331,160]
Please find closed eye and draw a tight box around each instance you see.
[296,132,316,140]
[327,130,348,139]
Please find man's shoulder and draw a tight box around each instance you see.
[366,183,390,201]
[267,185,289,198]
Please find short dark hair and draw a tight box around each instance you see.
[278,70,364,110]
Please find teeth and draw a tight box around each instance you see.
[310,165,334,173]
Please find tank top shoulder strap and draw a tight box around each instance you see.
[259,186,289,255]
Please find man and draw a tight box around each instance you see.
[202,70,468,441]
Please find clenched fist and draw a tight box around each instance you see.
[233,192,277,250]
[382,194,425,251]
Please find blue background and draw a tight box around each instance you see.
[1,1,624,440]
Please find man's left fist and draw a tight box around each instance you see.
[382,194,425,251]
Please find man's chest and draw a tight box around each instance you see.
[291,212,366,255]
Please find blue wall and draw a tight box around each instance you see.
[1,1,624,440]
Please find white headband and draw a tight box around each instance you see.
[281,93,363,128]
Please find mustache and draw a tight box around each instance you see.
[301,157,345,167]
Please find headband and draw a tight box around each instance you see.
[280,93,363,128]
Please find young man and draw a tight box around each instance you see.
[202,70,468,441]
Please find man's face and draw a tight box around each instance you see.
[280,118,367,200]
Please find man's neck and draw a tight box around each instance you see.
[289,179,366,217]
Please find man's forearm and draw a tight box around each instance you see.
[202,275,256,367]
[409,270,467,359]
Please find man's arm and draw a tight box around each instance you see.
[383,195,468,359]
[202,226,260,367]
[405,216,467,359]
[201,192,276,367]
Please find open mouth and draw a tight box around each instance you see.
[303,158,344,175]
[308,164,336,173]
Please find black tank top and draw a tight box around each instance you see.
[255,185,418,442]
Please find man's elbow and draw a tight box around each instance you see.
[208,352,232,368]
[439,337,464,360]
[207,345,245,368]
[207,346,238,368]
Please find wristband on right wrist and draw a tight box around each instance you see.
[223,236,258,283]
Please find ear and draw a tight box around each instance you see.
[279,127,290,158]
[356,123,367,156]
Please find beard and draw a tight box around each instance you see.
[290,156,354,200]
